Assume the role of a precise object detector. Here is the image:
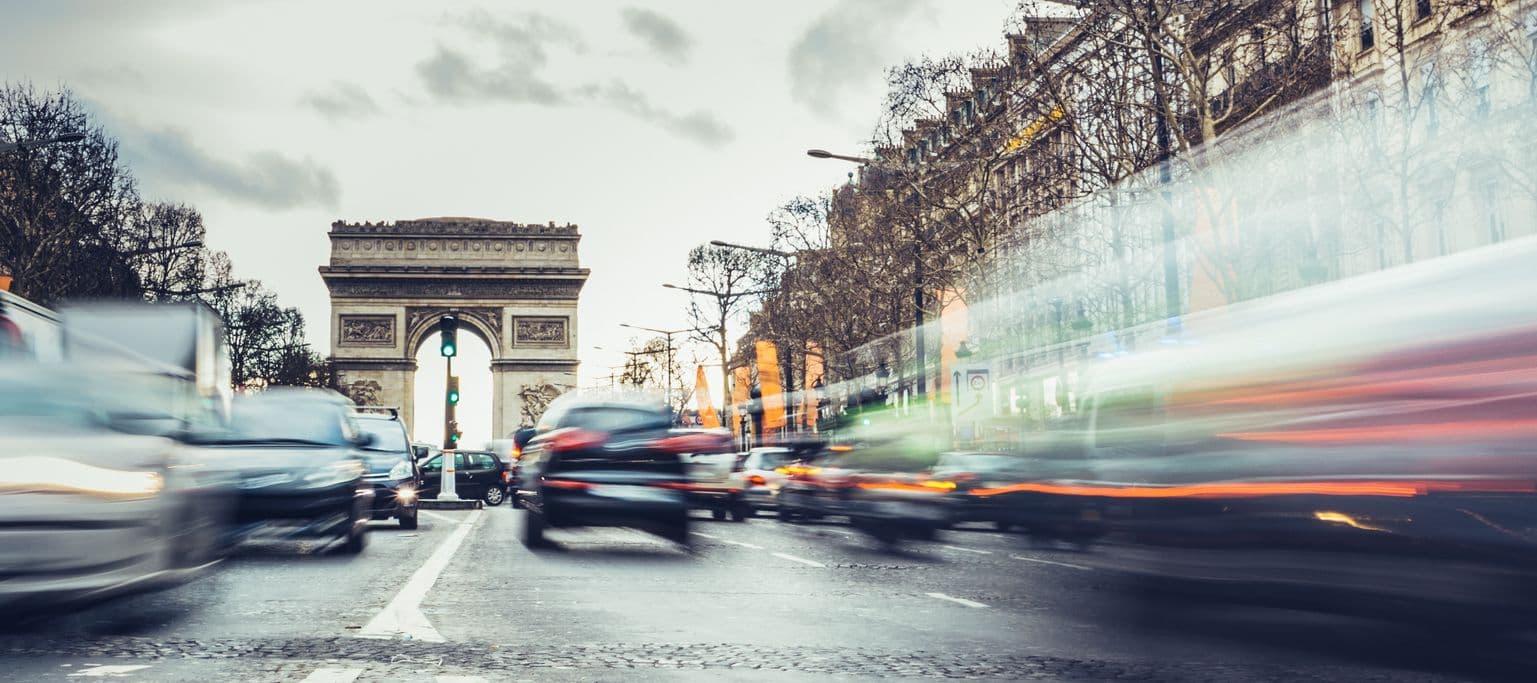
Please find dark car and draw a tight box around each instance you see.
[354,410,421,529]
[514,396,731,548]
[201,389,373,554]
[777,438,950,544]
[491,427,537,509]
[419,449,510,506]
[928,452,1034,530]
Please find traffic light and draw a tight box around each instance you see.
[446,375,460,405]
[448,421,462,445]
[439,315,458,357]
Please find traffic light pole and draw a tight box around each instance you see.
[439,348,460,501]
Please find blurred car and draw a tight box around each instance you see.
[514,396,731,548]
[419,449,510,506]
[0,364,238,611]
[927,452,1033,530]
[727,445,822,515]
[200,389,373,553]
[489,427,537,508]
[777,438,949,544]
[354,410,421,529]
[682,448,748,521]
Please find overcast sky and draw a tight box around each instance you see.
[1,0,1018,444]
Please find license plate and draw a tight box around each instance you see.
[589,484,675,502]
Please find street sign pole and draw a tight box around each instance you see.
[440,353,460,501]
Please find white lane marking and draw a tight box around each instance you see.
[772,552,826,567]
[419,510,462,524]
[720,539,764,549]
[299,669,363,683]
[359,510,483,642]
[926,592,988,608]
[1009,554,1094,571]
[941,545,993,555]
[436,677,489,683]
[68,666,152,678]
[299,669,364,683]
[689,531,720,539]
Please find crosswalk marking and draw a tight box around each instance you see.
[299,669,364,683]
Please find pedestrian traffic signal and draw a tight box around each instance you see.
[446,375,460,405]
[439,315,458,357]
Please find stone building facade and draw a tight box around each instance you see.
[319,217,589,439]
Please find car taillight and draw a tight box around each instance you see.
[543,478,592,491]
[656,431,732,454]
[501,471,511,483]
[747,474,767,486]
[548,428,606,453]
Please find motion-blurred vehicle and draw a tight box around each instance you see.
[926,452,1033,530]
[0,302,239,611]
[728,444,823,515]
[490,427,537,508]
[199,390,373,554]
[354,409,421,529]
[0,290,62,362]
[1018,238,1537,626]
[777,438,950,543]
[419,449,510,506]
[682,447,748,521]
[514,396,731,548]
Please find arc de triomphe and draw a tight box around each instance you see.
[319,217,589,438]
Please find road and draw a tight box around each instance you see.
[0,506,1530,681]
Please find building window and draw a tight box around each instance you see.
[1485,182,1507,243]
[1360,0,1375,51]
[1415,0,1432,21]
[1421,62,1440,138]
[1471,40,1491,117]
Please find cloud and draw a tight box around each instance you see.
[126,125,340,210]
[788,0,925,119]
[299,82,382,122]
[416,10,579,105]
[580,81,732,147]
[619,7,694,65]
[414,9,732,147]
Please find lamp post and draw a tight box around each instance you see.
[0,131,86,155]
[662,281,775,417]
[806,148,935,401]
[620,322,689,420]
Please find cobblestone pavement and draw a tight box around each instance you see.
[0,509,1526,681]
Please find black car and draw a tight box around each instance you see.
[515,396,731,548]
[202,389,374,554]
[418,449,509,506]
[354,410,421,529]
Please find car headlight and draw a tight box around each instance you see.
[304,460,365,488]
[388,460,412,481]
[0,456,163,499]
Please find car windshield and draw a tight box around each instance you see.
[220,400,345,445]
[356,418,409,454]
[754,450,797,470]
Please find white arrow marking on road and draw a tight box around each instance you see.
[719,539,764,549]
[299,669,363,683]
[772,552,826,567]
[925,592,988,608]
[67,665,151,677]
[1009,554,1093,571]
[941,545,993,555]
[359,509,483,642]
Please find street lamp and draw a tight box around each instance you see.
[708,240,795,260]
[808,146,934,401]
[0,131,86,155]
[619,322,689,419]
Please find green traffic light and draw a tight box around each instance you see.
[442,343,456,357]
[448,390,460,404]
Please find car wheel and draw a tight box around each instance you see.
[341,523,366,555]
[711,507,727,521]
[729,504,749,523]
[523,510,548,548]
[994,520,1015,533]
[778,505,796,522]
[398,507,419,530]
[483,486,506,507]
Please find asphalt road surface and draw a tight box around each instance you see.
[1,507,1531,681]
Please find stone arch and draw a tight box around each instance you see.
[320,217,589,439]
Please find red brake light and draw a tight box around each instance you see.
[501,471,512,483]
[543,478,592,491]
[656,430,732,454]
[747,474,767,486]
[547,428,606,453]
